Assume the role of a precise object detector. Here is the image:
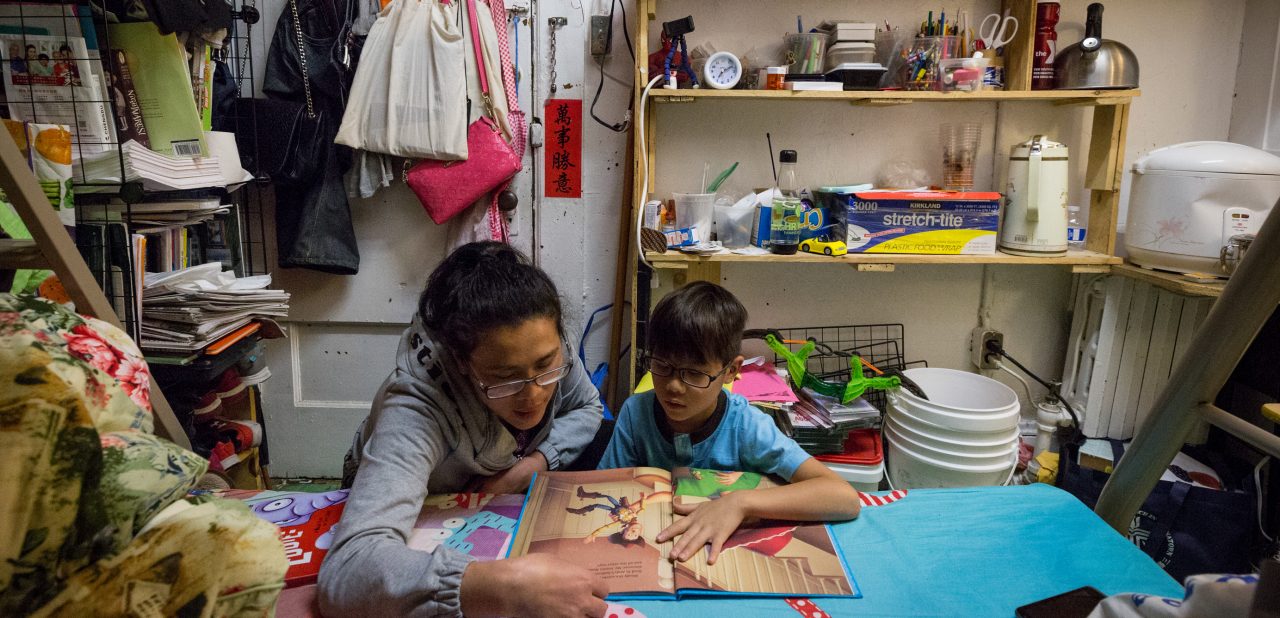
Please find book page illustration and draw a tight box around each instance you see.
[517,468,676,595]
[671,468,855,596]
[408,493,524,561]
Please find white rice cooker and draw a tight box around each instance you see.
[1126,141,1280,276]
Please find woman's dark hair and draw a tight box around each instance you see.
[647,281,747,366]
[419,241,564,361]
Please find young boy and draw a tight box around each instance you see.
[599,281,860,565]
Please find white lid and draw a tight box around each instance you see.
[829,41,875,51]
[1010,135,1068,157]
[1133,141,1280,176]
[826,63,886,72]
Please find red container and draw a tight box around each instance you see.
[1032,2,1061,90]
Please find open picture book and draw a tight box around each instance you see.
[508,467,859,601]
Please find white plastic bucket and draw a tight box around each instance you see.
[884,428,1018,489]
[889,400,1021,447]
[889,367,1020,433]
[883,415,1018,462]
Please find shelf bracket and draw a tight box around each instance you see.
[850,99,914,107]
[853,263,896,272]
[1071,264,1111,274]
[656,96,695,103]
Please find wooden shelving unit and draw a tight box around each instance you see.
[1110,263,1226,298]
[646,249,1121,271]
[608,0,1142,396]
[649,89,1140,105]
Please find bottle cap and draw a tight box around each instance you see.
[780,150,798,163]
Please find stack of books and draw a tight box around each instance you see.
[140,262,289,354]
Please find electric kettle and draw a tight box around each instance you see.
[1002,136,1069,256]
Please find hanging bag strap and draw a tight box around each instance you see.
[288,0,317,119]
[465,0,498,121]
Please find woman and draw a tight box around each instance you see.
[319,242,608,617]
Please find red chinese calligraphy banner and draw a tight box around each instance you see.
[543,99,582,198]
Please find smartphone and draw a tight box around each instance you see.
[1015,586,1106,618]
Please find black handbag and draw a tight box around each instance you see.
[232,97,326,186]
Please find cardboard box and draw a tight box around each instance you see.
[822,191,1001,254]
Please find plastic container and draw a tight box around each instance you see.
[816,429,884,492]
[674,193,715,238]
[885,429,1018,489]
[785,33,828,75]
[902,36,960,91]
[940,122,983,191]
[714,203,753,248]
[888,367,1020,433]
[825,42,875,69]
[939,57,989,92]
[765,66,786,90]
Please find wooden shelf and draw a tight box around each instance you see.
[1110,263,1226,298]
[648,88,1141,105]
[645,249,1122,271]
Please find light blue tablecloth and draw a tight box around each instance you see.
[626,484,1181,617]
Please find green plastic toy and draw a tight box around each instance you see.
[765,334,901,404]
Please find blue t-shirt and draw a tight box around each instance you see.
[598,390,811,480]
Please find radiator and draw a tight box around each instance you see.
[1060,275,1214,440]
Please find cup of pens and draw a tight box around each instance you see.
[785,33,827,76]
[901,36,960,91]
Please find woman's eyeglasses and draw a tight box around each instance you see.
[473,361,573,399]
[644,356,730,389]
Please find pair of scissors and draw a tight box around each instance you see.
[978,10,1018,51]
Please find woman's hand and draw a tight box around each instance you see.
[473,451,548,494]
[461,554,609,617]
[655,492,748,565]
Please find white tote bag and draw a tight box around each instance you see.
[335,0,468,159]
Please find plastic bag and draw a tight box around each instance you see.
[335,0,468,159]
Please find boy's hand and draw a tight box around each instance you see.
[655,492,747,565]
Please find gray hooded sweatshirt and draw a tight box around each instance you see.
[317,315,603,617]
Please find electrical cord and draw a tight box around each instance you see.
[634,72,664,269]
[984,340,1085,434]
[589,0,635,132]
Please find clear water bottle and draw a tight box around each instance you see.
[1067,205,1086,250]
[770,150,802,255]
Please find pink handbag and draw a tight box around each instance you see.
[406,0,521,225]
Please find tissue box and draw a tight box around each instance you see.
[824,191,1001,254]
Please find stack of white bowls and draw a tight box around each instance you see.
[884,368,1021,489]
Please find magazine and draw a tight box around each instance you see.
[0,33,110,157]
[509,467,858,600]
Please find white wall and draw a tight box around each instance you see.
[259,0,1251,477]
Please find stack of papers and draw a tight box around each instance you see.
[140,263,289,353]
[731,363,799,403]
[111,197,230,227]
[74,133,252,192]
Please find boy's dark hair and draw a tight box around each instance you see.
[647,281,747,366]
[419,241,564,361]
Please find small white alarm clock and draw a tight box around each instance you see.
[702,51,742,90]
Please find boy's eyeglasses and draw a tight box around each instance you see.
[644,356,730,389]
[473,360,573,399]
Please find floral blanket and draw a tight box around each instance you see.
[0,294,285,616]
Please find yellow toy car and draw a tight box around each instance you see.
[799,237,847,256]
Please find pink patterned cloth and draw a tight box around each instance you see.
[484,0,525,242]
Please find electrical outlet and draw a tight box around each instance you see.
[970,327,1004,370]
[590,14,612,57]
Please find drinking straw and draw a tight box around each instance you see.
[707,162,739,193]
[767,133,777,184]
[701,161,710,192]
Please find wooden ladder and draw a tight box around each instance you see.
[1095,204,1280,531]
[0,131,190,449]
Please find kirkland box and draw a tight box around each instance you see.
[822,191,1001,254]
